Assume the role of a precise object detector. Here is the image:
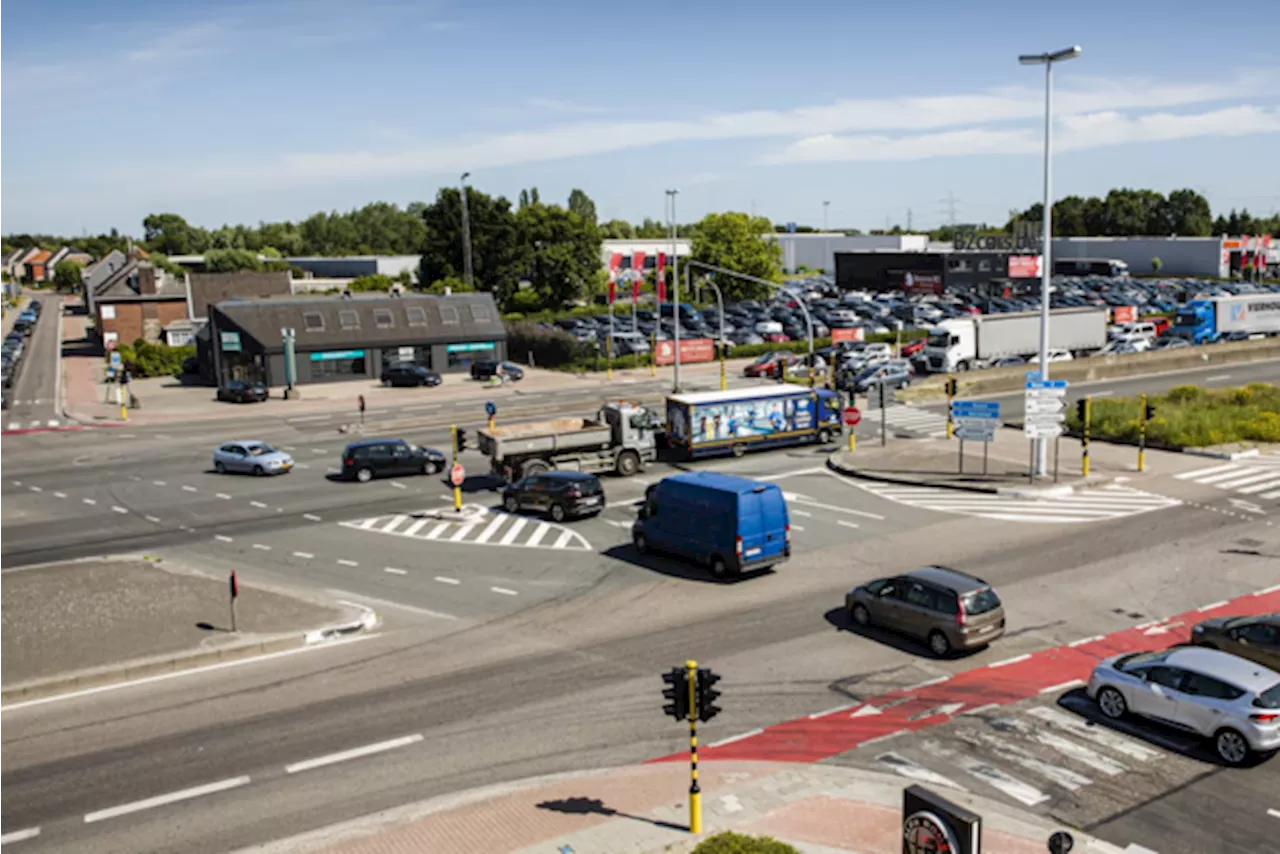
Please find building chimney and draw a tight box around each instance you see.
[138,263,158,295]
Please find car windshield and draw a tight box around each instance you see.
[1115,650,1171,672]
[962,587,1001,616]
[248,444,278,456]
[1256,683,1280,710]
[751,353,776,366]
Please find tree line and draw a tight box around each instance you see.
[1003,188,1280,239]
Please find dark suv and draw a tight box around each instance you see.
[380,363,442,388]
[471,360,524,381]
[845,566,1006,657]
[501,471,604,522]
[340,438,447,483]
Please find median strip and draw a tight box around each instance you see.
[284,734,424,774]
[83,776,252,823]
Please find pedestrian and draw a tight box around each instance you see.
[358,394,366,425]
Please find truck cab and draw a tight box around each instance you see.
[922,318,974,373]
[1171,301,1216,344]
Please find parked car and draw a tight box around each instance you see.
[743,351,792,378]
[501,471,604,522]
[845,566,1006,656]
[381,363,443,388]
[216,379,269,403]
[212,440,294,476]
[1190,614,1280,671]
[340,438,447,482]
[1087,646,1280,765]
[471,360,525,381]
[844,361,912,394]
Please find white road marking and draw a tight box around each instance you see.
[957,730,1093,791]
[1205,374,1231,382]
[960,703,1001,716]
[82,498,96,505]
[324,590,457,621]
[450,523,478,541]
[357,517,379,530]
[182,485,197,492]
[216,493,232,500]
[1040,679,1086,694]
[782,491,885,520]
[390,480,407,489]
[29,485,41,492]
[381,514,409,533]
[837,520,860,529]
[287,415,331,423]
[1175,463,1238,480]
[851,704,882,718]
[292,551,314,559]
[435,576,460,585]
[337,559,359,567]
[526,522,551,546]
[790,509,813,517]
[384,567,407,575]
[808,703,857,719]
[402,518,431,537]
[790,524,806,532]
[1257,583,1280,595]
[876,752,967,791]
[475,514,507,544]
[285,734,424,774]
[424,523,450,540]
[1267,808,1280,820]
[112,506,129,514]
[53,491,67,498]
[760,467,827,480]
[945,750,1048,805]
[253,544,272,551]
[1025,707,1160,761]
[250,500,268,509]
[303,513,322,521]
[0,827,40,844]
[214,535,233,543]
[144,515,162,523]
[552,529,576,548]
[988,653,1031,668]
[153,480,167,486]
[906,675,951,690]
[708,728,764,748]
[84,776,252,823]
[1068,635,1104,647]
[491,586,518,596]
[1198,600,1229,611]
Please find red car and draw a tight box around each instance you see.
[900,339,926,358]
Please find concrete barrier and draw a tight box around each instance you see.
[899,339,1280,402]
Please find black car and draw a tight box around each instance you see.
[381,363,443,388]
[471,360,524,381]
[340,438,447,483]
[216,379,269,403]
[501,471,604,522]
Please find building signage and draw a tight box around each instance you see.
[954,222,1042,253]
[446,342,497,353]
[903,272,944,295]
[830,327,866,343]
[1112,305,1137,324]
[309,349,366,361]
[220,331,242,352]
[655,338,715,366]
[1008,255,1043,278]
[901,785,981,854]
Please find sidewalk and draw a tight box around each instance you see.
[1,556,375,705]
[244,761,1133,854]
[828,423,1156,495]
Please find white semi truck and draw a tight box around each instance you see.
[478,401,660,482]
[921,307,1109,373]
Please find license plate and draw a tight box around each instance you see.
[745,547,762,557]
[582,496,600,505]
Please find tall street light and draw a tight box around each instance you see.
[666,188,681,393]
[823,201,830,231]
[459,172,475,290]
[1019,44,1081,478]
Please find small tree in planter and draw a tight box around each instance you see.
[1151,256,1163,274]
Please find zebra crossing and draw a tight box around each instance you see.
[867,403,951,439]
[3,418,61,431]
[1174,455,1280,501]
[868,702,1189,812]
[854,481,1181,523]
[339,507,592,551]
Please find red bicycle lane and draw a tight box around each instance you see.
[653,585,1280,764]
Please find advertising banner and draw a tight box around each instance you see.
[903,272,944,295]
[1008,255,1043,278]
[669,392,814,446]
[831,327,865,343]
[1112,305,1137,324]
[655,338,715,366]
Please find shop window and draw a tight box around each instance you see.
[439,305,461,325]
[468,303,491,323]
[304,311,325,332]
[312,356,367,380]
[948,259,971,272]
[406,307,428,326]
[374,308,395,329]
[978,260,992,272]
[446,344,497,368]
[339,310,360,330]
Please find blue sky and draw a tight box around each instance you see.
[3,0,1279,237]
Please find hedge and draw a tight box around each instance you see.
[1068,383,1280,448]
[118,339,197,378]
[691,832,802,854]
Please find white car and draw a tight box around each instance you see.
[1087,646,1280,765]
[1027,348,1073,365]
[212,440,295,476]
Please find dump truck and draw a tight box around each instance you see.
[479,401,660,482]
[921,306,1108,373]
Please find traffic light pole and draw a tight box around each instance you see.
[1081,397,1091,477]
[451,424,463,511]
[1138,394,1148,472]
[945,376,956,439]
[686,659,702,835]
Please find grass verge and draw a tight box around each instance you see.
[1069,383,1280,448]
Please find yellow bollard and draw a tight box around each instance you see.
[848,431,856,452]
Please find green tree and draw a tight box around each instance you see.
[599,219,635,239]
[52,260,84,293]
[1162,189,1213,236]
[348,274,395,291]
[148,253,187,277]
[517,200,603,308]
[423,274,474,295]
[419,187,523,305]
[143,213,209,255]
[203,248,265,273]
[689,212,783,299]
[567,189,598,225]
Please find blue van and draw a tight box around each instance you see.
[631,472,790,579]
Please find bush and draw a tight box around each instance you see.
[118,339,197,378]
[692,832,802,854]
[1068,382,1280,448]
[505,322,580,368]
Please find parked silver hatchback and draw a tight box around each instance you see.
[1087,646,1280,765]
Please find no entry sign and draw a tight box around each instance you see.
[450,463,466,487]
[843,407,862,427]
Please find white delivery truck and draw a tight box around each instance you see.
[479,401,660,482]
[921,307,1108,373]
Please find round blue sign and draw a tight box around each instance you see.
[485,401,497,416]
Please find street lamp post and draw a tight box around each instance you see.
[1019,44,1081,478]
[459,172,475,290]
[687,266,727,391]
[666,189,681,393]
[823,201,830,232]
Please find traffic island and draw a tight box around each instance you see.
[1,557,376,705]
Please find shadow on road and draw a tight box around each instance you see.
[601,543,775,585]
[536,797,688,832]
[822,606,985,661]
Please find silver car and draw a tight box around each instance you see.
[1087,646,1280,765]
[213,440,294,476]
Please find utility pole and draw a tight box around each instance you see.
[667,189,681,393]
[823,201,830,231]
[907,208,914,232]
[940,191,960,227]
[459,172,475,290]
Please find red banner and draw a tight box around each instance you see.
[1008,255,1042,278]
[633,251,647,275]
[902,272,944,295]
[609,253,623,272]
[657,252,667,303]
[608,276,617,305]
[654,338,715,366]
[830,327,865,343]
[1113,305,1137,323]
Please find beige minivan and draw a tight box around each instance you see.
[845,566,1006,657]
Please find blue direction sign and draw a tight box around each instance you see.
[1025,370,1041,382]
[1026,379,1069,390]
[950,399,1002,418]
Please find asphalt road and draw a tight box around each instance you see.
[3,294,63,430]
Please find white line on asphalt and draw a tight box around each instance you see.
[960,703,1002,716]
[708,728,764,748]
[311,448,327,454]
[292,551,314,559]
[1089,391,1113,398]
[145,515,162,523]
[906,675,950,690]
[790,509,812,517]
[84,776,252,823]
[153,480,167,486]
[760,467,827,480]
[53,491,66,498]
[783,492,885,520]
[112,506,129,514]
[250,545,271,552]
[214,535,233,543]
[808,703,857,719]
[1198,600,1229,611]
[837,520,860,529]
[82,498,96,505]
[0,827,40,844]
[11,481,21,486]
[450,523,478,541]
[1205,374,1232,382]
[435,576,460,585]
[860,731,907,748]
[1268,808,1280,820]
[384,567,407,575]
[390,480,407,489]
[790,524,805,532]
[1257,584,1280,595]
[337,559,359,567]
[216,493,232,500]
[303,513,322,522]
[182,485,197,492]
[1068,635,1104,647]
[1040,679,1086,695]
[526,522,551,546]
[250,500,268,508]
[324,590,457,621]
[285,734,424,774]
[29,485,41,492]
[491,586,518,596]
[988,653,1032,668]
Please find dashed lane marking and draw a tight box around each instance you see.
[82,498,96,505]
[53,491,66,498]
[253,544,272,551]
[214,535,234,543]
[144,515,162,523]
[250,501,268,508]
[216,493,232,500]
[292,551,314,559]
[0,827,40,844]
[112,506,129,514]
[303,513,322,521]
[337,559,359,567]
[384,567,407,575]
[84,777,252,823]
[284,734,424,775]
[435,576,460,585]
[491,586,518,596]
[182,485,197,492]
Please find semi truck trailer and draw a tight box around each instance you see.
[665,385,842,460]
[1170,294,1280,344]
[922,307,1108,373]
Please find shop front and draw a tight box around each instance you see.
[308,349,369,382]
[445,341,500,369]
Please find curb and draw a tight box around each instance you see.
[1,607,379,707]
[1180,447,1261,461]
[826,451,1002,494]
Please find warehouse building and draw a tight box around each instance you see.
[1051,236,1271,278]
[203,292,506,387]
[835,250,1043,293]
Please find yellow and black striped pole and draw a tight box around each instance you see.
[1081,397,1091,477]
[687,658,702,834]
[1138,394,1148,472]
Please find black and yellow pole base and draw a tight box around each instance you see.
[1081,398,1092,477]
[687,658,702,835]
[1138,394,1148,473]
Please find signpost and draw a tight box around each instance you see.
[1024,372,1068,481]
[485,400,497,431]
[950,399,1001,474]
[229,571,240,633]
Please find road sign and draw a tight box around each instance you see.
[843,406,862,426]
[1024,422,1065,439]
[954,419,998,442]
[450,464,466,487]
[1026,379,1069,390]
[485,401,497,417]
[1025,397,1066,415]
[950,399,1001,419]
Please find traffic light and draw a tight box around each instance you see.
[1076,399,1087,424]
[695,668,722,722]
[662,668,690,721]
[1144,402,1156,421]
[456,427,469,453]
[944,377,958,398]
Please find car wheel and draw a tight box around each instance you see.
[927,630,952,658]
[633,531,648,553]
[423,460,441,475]
[356,467,373,483]
[549,503,567,523]
[1215,728,1251,765]
[503,495,519,514]
[615,449,641,476]
[710,556,730,579]
[253,465,265,477]
[731,443,747,458]
[818,428,832,444]
[851,603,871,627]
[1096,686,1128,719]
[215,461,227,474]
